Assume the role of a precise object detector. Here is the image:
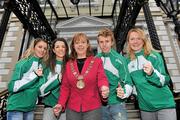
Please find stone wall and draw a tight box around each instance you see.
[0,13,24,91]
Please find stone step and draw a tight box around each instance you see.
[126,102,136,110]
[127,109,140,118]
[34,111,43,120]
[34,103,140,120]
[35,104,44,112]
[34,104,44,120]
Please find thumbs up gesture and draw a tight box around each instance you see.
[116,82,125,99]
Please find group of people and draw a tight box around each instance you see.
[6,27,176,120]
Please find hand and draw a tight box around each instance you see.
[143,62,153,75]
[53,104,62,117]
[34,68,43,76]
[116,83,125,98]
[101,86,109,99]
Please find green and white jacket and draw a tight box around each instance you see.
[126,50,175,111]
[7,56,46,112]
[39,60,62,107]
[97,49,133,104]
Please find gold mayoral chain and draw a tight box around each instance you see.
[70,57,95,89]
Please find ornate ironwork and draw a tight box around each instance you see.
[143,2,175,92]
[6,0,56,42]
[143,2,161,50]
[174,20,180,40]
[0,1,11,49]
[0,90,8,120]
[154,0,180,40]
[114,0,147,52]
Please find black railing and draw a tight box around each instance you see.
[1,0,59,51]
[143,2,162,50]
[113,0,147,53]
[5,0,57,42]
[111,0,121,28]
[39,0,59,34]
[0,3,11,49]
[0,89,8,120]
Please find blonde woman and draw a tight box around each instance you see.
[126,28,176,120]
[7,38,49,120]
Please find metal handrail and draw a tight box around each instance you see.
[0,89,8,120]
[0,89,8,97]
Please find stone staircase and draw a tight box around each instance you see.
[34,102,140,120]
[126,103,140,120]
[34,104,44,120]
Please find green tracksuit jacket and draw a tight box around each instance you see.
[126,50,175,111]
[7,56,46,112]
[39,60,62,107]
[97,49,133,104]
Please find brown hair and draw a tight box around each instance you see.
[97,28,115,43]
[70,33,93,60]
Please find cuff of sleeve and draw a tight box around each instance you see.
[146,70,155,78]
[58,103,65,112]
[123,84,133,99]
[122,94,128,99]
[101,97,108,102]
[29,72,38,80]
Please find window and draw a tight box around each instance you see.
[78,0,98,7]
[38,0,55,5]
[80,0,96,3]
[0,1,3,8]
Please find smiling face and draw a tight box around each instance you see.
[128,31,144,52]
[53,41,66,61]
[70,33,92,59]
[98,36,113,53]
[34,41,48,58]
[74,38,89,58]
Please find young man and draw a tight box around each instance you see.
[97,28,133,120]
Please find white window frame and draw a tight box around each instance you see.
[39,0,57,7]
[70,0,99,7]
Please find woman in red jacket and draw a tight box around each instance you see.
[54,33,109,120]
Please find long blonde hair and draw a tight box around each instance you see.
[22,38,49,63]
[126,28,153,60]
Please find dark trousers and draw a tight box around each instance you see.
[66,108,101,120]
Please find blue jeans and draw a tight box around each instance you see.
[7,111,34,120]
[101,103,127,120]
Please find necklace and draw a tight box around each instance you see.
[70,57,95,89]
